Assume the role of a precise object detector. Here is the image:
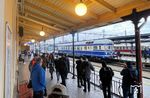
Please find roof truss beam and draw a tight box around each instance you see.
[19,15,64,32]
[71,0,150,32]
[25,9,69,30]
[27,0,86,23]
[24,1,76,26]
[94,0,116,12]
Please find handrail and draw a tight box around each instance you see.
[70,65,123,97]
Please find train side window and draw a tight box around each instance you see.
[68,46,70,50]
[119,47,121,50]
[126,46,128,49]
[80,46,82,50]
[87,46,89,50]
[120,47,122,50]
[90,46,93,50]
[81,46,83,50]
[84,46,87,50]
[75,46,77,50]
[93,46,97,50]
[105,46,108,50]
[108,46,111,50]
[99,46,101,50]
[101,46,103,50]
[77,46,79,50]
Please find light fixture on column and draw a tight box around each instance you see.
[40,26,45,36]
[75,0,87,16]
[31,39,35,43]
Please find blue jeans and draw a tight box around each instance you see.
[122,86,134,98]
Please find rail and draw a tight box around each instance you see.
[70,65,123,98]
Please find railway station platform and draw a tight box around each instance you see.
[1,0,150,98]
[17,57,108,98]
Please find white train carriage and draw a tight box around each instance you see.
[57,39,115,58]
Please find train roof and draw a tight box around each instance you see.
[57,39,113,46]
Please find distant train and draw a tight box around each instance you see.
[114,44,150,57]
[57,39,115,59]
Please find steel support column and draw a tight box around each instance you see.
[53,37,56,53]
[122,9,150,98]
[77,33,79,42]
[39,42,41,54]
[72,33,75,79]
[38,42,40,54]
[44,40,46,53]
[134,21,143,98]
[34,43,36,53]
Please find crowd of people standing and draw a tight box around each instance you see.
[27,52,137,98]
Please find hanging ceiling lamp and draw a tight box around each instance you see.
[31,39,35,43]
[75,0,87,16]
[24,43,27,46]
[40,26,45,36]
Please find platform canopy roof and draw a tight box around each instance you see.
[17,0,150,43]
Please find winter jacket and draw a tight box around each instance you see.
[82,61,94,79]
[76,60,83,75]
[31,63,46,92]
[99,66,114,85]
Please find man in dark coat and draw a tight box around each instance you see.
[76,57,83,88]
[82,57,94,92]
[54,56,60,82]
[120,62,137,98]
[99,61,114,98]
[58,56,68,86]
[64,54,70,79]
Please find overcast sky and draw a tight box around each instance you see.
[49,16,150,44]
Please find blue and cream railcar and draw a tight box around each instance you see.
[57,39,114,58]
